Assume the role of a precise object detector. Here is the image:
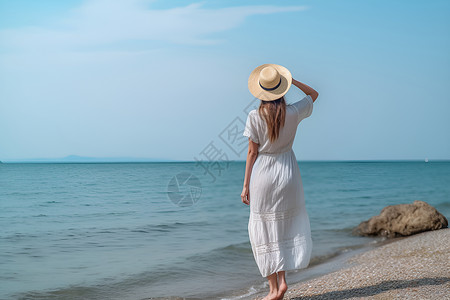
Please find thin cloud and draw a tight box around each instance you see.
[0,0,307,51]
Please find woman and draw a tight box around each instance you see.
[241,64,318,300]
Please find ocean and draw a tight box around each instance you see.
[0,161,449,299]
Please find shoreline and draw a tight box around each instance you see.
[216,236,396,300]
[284,228,449,299]
[221,229,449,300]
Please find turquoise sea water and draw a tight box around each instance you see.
[0,161,449,299]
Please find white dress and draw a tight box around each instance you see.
[243,95,314,277]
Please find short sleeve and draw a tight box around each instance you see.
[243,111,259,144]
[292,95,314,124]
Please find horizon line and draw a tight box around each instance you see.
[1,159,449,164]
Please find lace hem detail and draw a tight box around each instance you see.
[250,208,300,222]
[254,235,308,255]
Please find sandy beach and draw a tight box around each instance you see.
[280,228,449,299]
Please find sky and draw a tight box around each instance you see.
[0,0,449,161]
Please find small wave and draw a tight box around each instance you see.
[309,252,341,266]
[157,209,179,213]
[105,211,135,216]
[308,242,378,267]
[133,221,210,233]
[328,227,355,233]
[12,284,106,300]
[2,232,40,241]
[7,191,45,196]
[337,188,361,192]
[216,242,253,254]
[221,285,260,300]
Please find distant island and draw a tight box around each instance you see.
[2,155,179,163]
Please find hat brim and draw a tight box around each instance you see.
[248,64,292,101]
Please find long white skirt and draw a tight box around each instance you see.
[248,149,313,277]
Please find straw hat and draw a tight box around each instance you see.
[248,64,292,101]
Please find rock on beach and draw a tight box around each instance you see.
[353,200,448,238]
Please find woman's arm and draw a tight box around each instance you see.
[292,78,319,102]
[241,139,259,205]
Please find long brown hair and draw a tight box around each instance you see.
[258,97,286,143]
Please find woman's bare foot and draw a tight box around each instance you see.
[262,290,279,300]
[263,273,279,300]
[276,271,288,300]
[276,281,288,300]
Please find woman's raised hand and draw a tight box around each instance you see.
[291,78,319,102]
